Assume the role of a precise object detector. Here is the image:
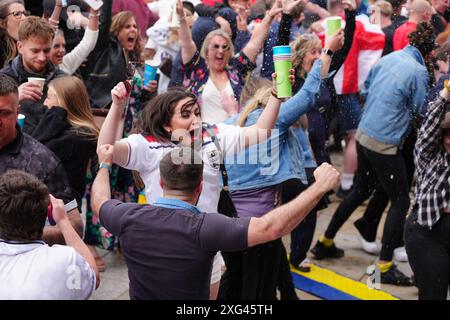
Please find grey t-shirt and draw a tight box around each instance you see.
[100,199,251,300]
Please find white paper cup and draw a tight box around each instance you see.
[28,77,46,92]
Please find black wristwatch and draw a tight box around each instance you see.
[323,48,334,56]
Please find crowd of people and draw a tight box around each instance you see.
[0,0,449,300]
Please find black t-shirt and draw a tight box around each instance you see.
[382,24,397,56]
[100,199,251,300]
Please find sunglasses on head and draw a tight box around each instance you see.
[210,44,230,51]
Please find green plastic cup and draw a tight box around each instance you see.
[273,46,292,98]
[326,16,342,36]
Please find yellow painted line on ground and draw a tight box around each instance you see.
[291,264,399,300]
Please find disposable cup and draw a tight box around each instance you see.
[326,16,342,36]
[144,60,158,86]
[17,114,25,128]
[28,77,46,93]
[273,46,292,98]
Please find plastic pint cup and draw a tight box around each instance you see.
[17,114,25,128]
[326,16,342,36]
[273,46,292,98]
[144,60,158,86]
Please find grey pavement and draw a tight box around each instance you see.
[87,151,437,300]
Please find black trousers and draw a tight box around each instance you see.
[325,142,410,261]
[405,214,450,300]
[281,178,318,266]
[354,131,416,243]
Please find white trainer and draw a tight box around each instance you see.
[357,235,381,255]
[394,246,408,262]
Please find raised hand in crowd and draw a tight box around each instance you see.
[111,81,130,109]
[325,29,345,52]
[216,16,233,37]
[282,0,305,15]
[221,91,240,116]
[267,0,284,20]
[236,4,250,32]
[98,144,114,167]
[271,69,296,97]
[49,194,72,226]
[313,163,341,193]
[342,0,357,11]
[321,29,345,78]
[142,80,158,93]
[49,194,100,289]
[48,0,63,30]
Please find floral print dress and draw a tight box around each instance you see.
[181,50,256,108]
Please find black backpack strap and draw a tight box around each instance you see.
[202,123,229,191]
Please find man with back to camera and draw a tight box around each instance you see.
[91,145,340,299]
[0,73,82,245]
[0,170,99,299]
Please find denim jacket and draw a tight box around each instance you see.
[224,59,323,191]
[359,45,429,146]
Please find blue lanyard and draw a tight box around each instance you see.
[153,197,202,215]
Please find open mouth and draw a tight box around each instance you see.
[127,35,136,46]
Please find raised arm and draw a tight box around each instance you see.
[92,0,113,52]
[277,0,304,46]
[91,144,114,218]
[277,30,344,126]
[305,1,330,19]
[43,207,83,245]
[242,30,343,146]
[97,82,130,166]
[61,8,100,75]
[51,195,99,289]
[48,0,63,29]
[329,2,356,73]
[242,0,283,63]
[177,0,198,64]
[414,87,450,171]
[248,163,339,247]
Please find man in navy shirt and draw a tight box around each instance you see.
[92,146,339,299]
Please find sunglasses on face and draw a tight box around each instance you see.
[5,10,30,19]
[210,44,230,51]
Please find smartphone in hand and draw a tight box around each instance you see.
[83,0,103,11]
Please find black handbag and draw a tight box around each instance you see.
[203,123,238,218]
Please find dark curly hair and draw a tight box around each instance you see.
[0,170,49,241]
[137,88,197,142]
[408,22,436,58]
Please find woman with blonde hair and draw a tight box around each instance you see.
[222,29,343,298]
[30,75,106,270]
[177,0,283,124]
[32,76,99,206]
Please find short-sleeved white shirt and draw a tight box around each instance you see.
[0,241,96,300]
[122,123,243,213]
